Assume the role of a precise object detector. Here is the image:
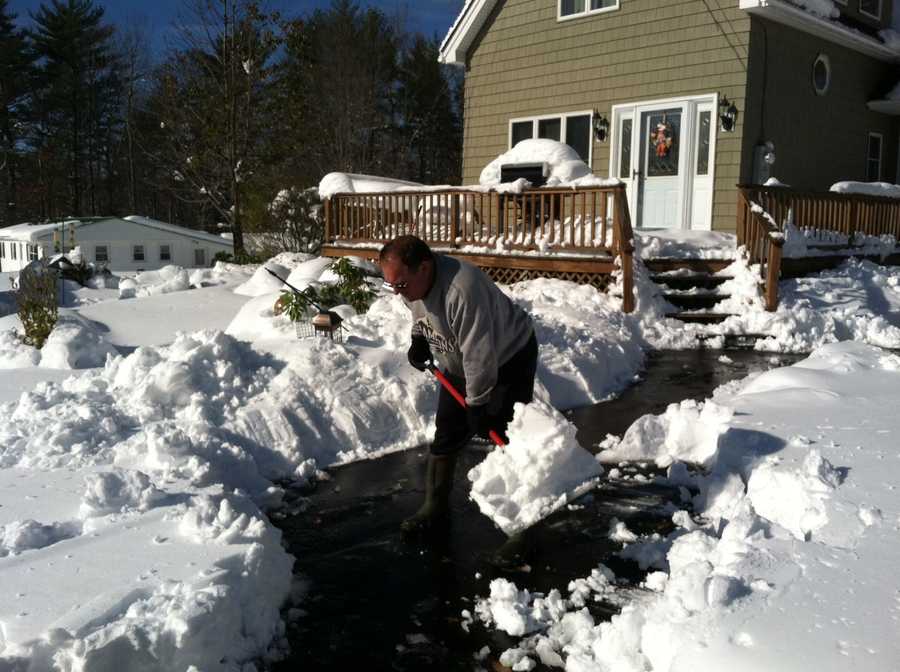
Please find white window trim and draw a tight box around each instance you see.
[867,132,883,181]
[812,53,831,96]
[508,109,594,165]
[558,0,619,22]
[859,0,882,20]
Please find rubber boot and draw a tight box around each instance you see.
[486,527,534,571]
[401,453,456,536]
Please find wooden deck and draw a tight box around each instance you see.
[323,184,635,311]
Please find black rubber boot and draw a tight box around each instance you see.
[486,528,534,571]
[401,453,456,536]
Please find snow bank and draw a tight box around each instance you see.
[480,341,900,671]
[0,313,116,371]
[468,398,602,535]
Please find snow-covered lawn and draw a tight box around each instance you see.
[0,238,899,670]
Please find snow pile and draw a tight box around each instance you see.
[235,262,292,297]
[636,229,737,260]
[831,180,900,199]
[478,341,900,670]
[130,265,192,297]
[467,398,602,535]
[782,217,897,258]
[0,328,39,368]
[480,139,618,189]
[79,468,167,518]
[317,172,424,199]
[39,313,119,369]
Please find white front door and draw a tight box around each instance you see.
[611,95,717,230]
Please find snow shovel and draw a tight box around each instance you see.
[426,363,506,448]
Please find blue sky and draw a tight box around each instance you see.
[8,0,463,54]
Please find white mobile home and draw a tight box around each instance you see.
[0,216,233,273]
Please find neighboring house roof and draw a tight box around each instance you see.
[868,79,900,113]
[439,0,900,65]
[0,216,232,246]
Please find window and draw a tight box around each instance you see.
[812,54,830,96]
[559,0,619,20]
[133,245,145,262]
[95,245,109,263]
[27,244,38,261]
[11,243,16,260]
[160,244,172,261]
[509,111,593,162]
[859,0,881,19]
[194,248,207,267]
[0,242,4,259]
[696,111,711,176]
[867,133,882,182]
[618,117,633,179]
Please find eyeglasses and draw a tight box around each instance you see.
[383,279,408,291]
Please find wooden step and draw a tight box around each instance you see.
[664,293,729,311]
[666,312,732,324]
[651,274,731,290]
[644,258,733,273]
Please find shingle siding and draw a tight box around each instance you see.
[460,0,751,231]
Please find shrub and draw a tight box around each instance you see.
[213,250,263,265]
[330,257,376,313]
[15,263,59,348]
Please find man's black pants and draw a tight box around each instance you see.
[431,332,538,456]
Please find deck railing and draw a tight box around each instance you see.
[324,184,636,312]
[737,188,785,312]
[737,184,900,239]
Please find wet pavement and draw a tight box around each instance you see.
[271,349,804,671]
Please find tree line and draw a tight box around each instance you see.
[0,0,464,255]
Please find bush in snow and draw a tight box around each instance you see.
[264,187,324,256]
[15,261,59,348]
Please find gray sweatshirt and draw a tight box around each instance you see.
[406,254,534,406]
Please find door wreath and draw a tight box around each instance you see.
[651,120,674,158]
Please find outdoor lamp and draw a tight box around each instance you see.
[593,113,610,142]
[719,96,738,132]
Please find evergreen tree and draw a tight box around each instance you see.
[29,0,118,217]
[0,0,35,226]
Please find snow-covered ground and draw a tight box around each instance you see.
[1,236,899,670]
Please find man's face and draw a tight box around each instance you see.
[381,256,432,302]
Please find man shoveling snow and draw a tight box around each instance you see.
[380,236,601,566]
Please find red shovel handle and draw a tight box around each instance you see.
[428,365,506,447]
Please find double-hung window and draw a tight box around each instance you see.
[867,133,882,182]
[27,244,38,261]
[559,0,618,21]
[133,244,145,262]
[859,0,881,20]
[509,111,593,163]
[95,245,109,263]
[160,244,172,262]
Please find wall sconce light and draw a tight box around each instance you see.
[719,96,738,132]
[593,112,610,142]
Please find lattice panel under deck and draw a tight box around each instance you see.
[482,266,611,290]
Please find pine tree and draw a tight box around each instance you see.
[0,0,35,226]
[29,0,117,217]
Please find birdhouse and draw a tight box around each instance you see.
[299,310,342,342]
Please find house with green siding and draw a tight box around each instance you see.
[439,0,900,233]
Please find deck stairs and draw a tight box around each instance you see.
[645,258,764,347]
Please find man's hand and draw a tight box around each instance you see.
[407,335,432,371]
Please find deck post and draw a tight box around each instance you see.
[323,198,332,244]
[765,238,783,312]
[450,193,460,247]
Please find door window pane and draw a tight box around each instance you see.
[619,118,632,179]
[538,117,561,141]
[867,133,882,182]
[696,111,711,176]
[511,121,533,147]
[565,114,591,162]
[645,109,681,177]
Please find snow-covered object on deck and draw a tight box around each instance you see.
[318,172,424,199]
[480,139,595,187]
[830,180,900,198]
[468,397,602,536]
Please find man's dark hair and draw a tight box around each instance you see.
[379,235,434,270]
